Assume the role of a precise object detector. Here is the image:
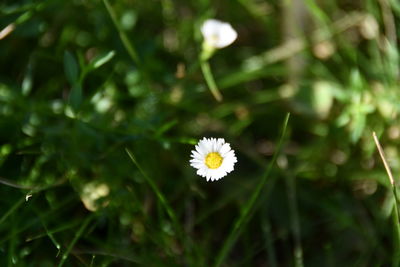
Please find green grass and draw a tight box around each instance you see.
[0,0,399,266]
[214,113,290,266]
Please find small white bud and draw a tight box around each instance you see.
[201,19,237,50]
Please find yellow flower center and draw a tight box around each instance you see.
[205,152,223,169]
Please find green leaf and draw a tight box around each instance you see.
[390,0,400,15]
[384,40,399,82]
[349,69,363,92]
[89,50,116,70]
[64,51,79,85]
[350,113,365,143]
[312,81,334,119]
[68,84,82,111]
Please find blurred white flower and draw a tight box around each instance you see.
[201,19,237,50]
[80,182,110,211]
[190,137,237,181]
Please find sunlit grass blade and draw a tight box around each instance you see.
[214,113,290,267]
[35,210,62,256]
[26,220,81,242]
[58,215,93,267]
[200,60,223,102]
[372,131,400,266]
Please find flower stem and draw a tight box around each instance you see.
[200,60,223,102]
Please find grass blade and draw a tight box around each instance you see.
[26,220,81,242]
[58,215,93,267]
[125,148,197,263]
[372,131,400,266]
[103,0,140,66]
[285,172,304,267]
[261,215,277,267]
[0,197,24,226]
[125,148,178,226]
[214,113,291,266]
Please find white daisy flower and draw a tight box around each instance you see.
[190,137,237,181]
[201,19,238,49]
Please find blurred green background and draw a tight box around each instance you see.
[0,0,399,266]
